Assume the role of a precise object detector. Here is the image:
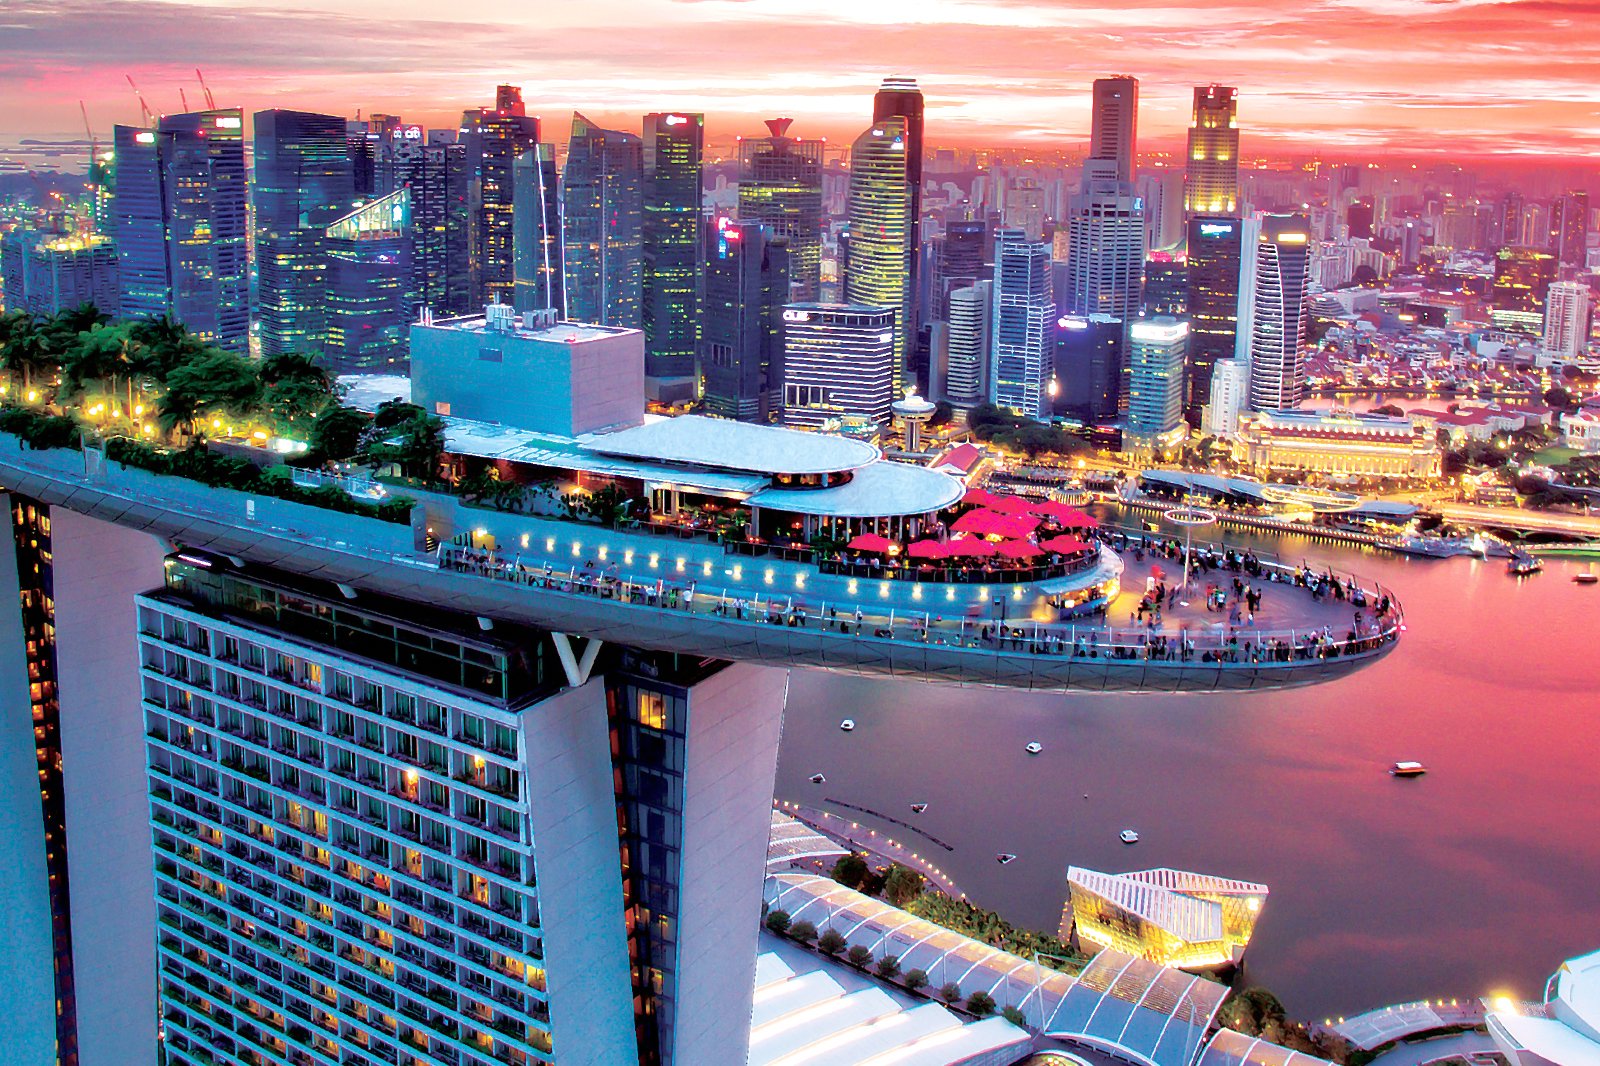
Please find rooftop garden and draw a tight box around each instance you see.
[0,305,432,524]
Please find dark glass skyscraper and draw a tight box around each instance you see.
[701,219,789,423]
[1550,190,1590,268]
[377,127,472,316]
[112,109,248,352]
[737,119,824,302]
[323,188,413,374]
[642,113,704,397]
[561,113,643,328]
[931,218,986,322]
[460,86,540,307]
[1183,215,1244,423]
[253,109,355,357]
[512,144,563,316]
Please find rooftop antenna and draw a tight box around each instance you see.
[196,69,216,111]
[125,74,154,126]
[179,87,190,112]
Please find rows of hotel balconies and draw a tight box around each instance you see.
[140,605,558,1066]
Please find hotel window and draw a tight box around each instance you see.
[637,692,667,731]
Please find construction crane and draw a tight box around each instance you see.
[195,69,216,111]
[78,100,98,169]
[179,87,189,112]
[125,74,153,126]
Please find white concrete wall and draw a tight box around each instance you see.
[0,494,66,1066]
[672,664,790,1066]
[50,508,169,1066]
[522,678,639,1065]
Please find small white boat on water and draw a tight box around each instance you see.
[910,803,928,814]
[1120,829,1140,844]
[996,853,1017,865]
[1025,742,1043,755]
[1389,761,1427,777]
[840,719,855,732]
[809,773,826,784]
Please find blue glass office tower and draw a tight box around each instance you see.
[737,119,824,302]
[324,188,413,374]
[1183,215,1245,424]
[701,219,789,423]
[253,110,356,357]
[561,113,643,329]
[112,110,249,352]
[641,113,704,400]
[512,145,563,316]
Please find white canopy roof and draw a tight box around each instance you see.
[588,414,881,476]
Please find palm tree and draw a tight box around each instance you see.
[0,311,52,395]
[259,352,334,437]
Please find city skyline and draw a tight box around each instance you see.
[6,0,1600,159]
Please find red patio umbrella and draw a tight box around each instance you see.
[1032,499,1100,528]
[847,532,895,553]
[961,487,999,508]
[952,508,1039,539]
[906,539,948,559]
[985,494,1037,516]
[1041,534,1092,554]
[943,537,998,557]
[996,540,1043,559]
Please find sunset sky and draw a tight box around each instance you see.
[4,0,1600,158]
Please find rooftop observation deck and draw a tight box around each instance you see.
[0,436,1403,693]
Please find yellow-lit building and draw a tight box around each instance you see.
[1233,410,1441,481]
[1061,867,1268,970]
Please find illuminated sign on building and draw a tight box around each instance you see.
[214,116,242,129]
[1198,222,1236,237]
[782,310,811,323]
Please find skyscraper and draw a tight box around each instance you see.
[845,117,913,387]
[1543,280,1591,360]
[112,109,249,351]
[782,303,897,428]
[323,187,413,374]
[1054,313,1124,420]
[377,127,473,316]
[512,144,563,316]
[642,113,705,399]
[1124,316,1189,453]
[737,119,824,302]
[701,218,789,422]
[253,109,355,357]
[1549,190,1590,268]
[1064,168,1145,412]
[1183,86,1239,218]
[989,228,1055,418]
[944,281,992,406]
[873,77,925,318]
[561,113,643,328]
[2,231,120,317]
[1492,246,1559,334]
[1184,215,1246,424]
[1089,76,1139,184]
[931,218,986,322]
[1237,214,1312,411]
[460,86,540,306]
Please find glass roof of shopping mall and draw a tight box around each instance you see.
[591,414,882,476]
[764,874,1227,1066]
[1195,1028,1334,1066]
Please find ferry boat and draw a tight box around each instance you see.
[1576,567,1599,585]
[1389,761,1427,776]
[1508,554,1543,576]
[1025,742,1043,755]
[839,719,855,732]
[1119,829,1140,844]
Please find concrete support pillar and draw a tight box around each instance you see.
[50,507,169,1066]
[670,663,789,1066]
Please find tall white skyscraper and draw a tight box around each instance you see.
[945,281,992,406]
[1543,281,1591,361]
[1065,170,1146,413]
[1203,357,1250,438]
[989,229,1055,419]
[1236,214,1312,411]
